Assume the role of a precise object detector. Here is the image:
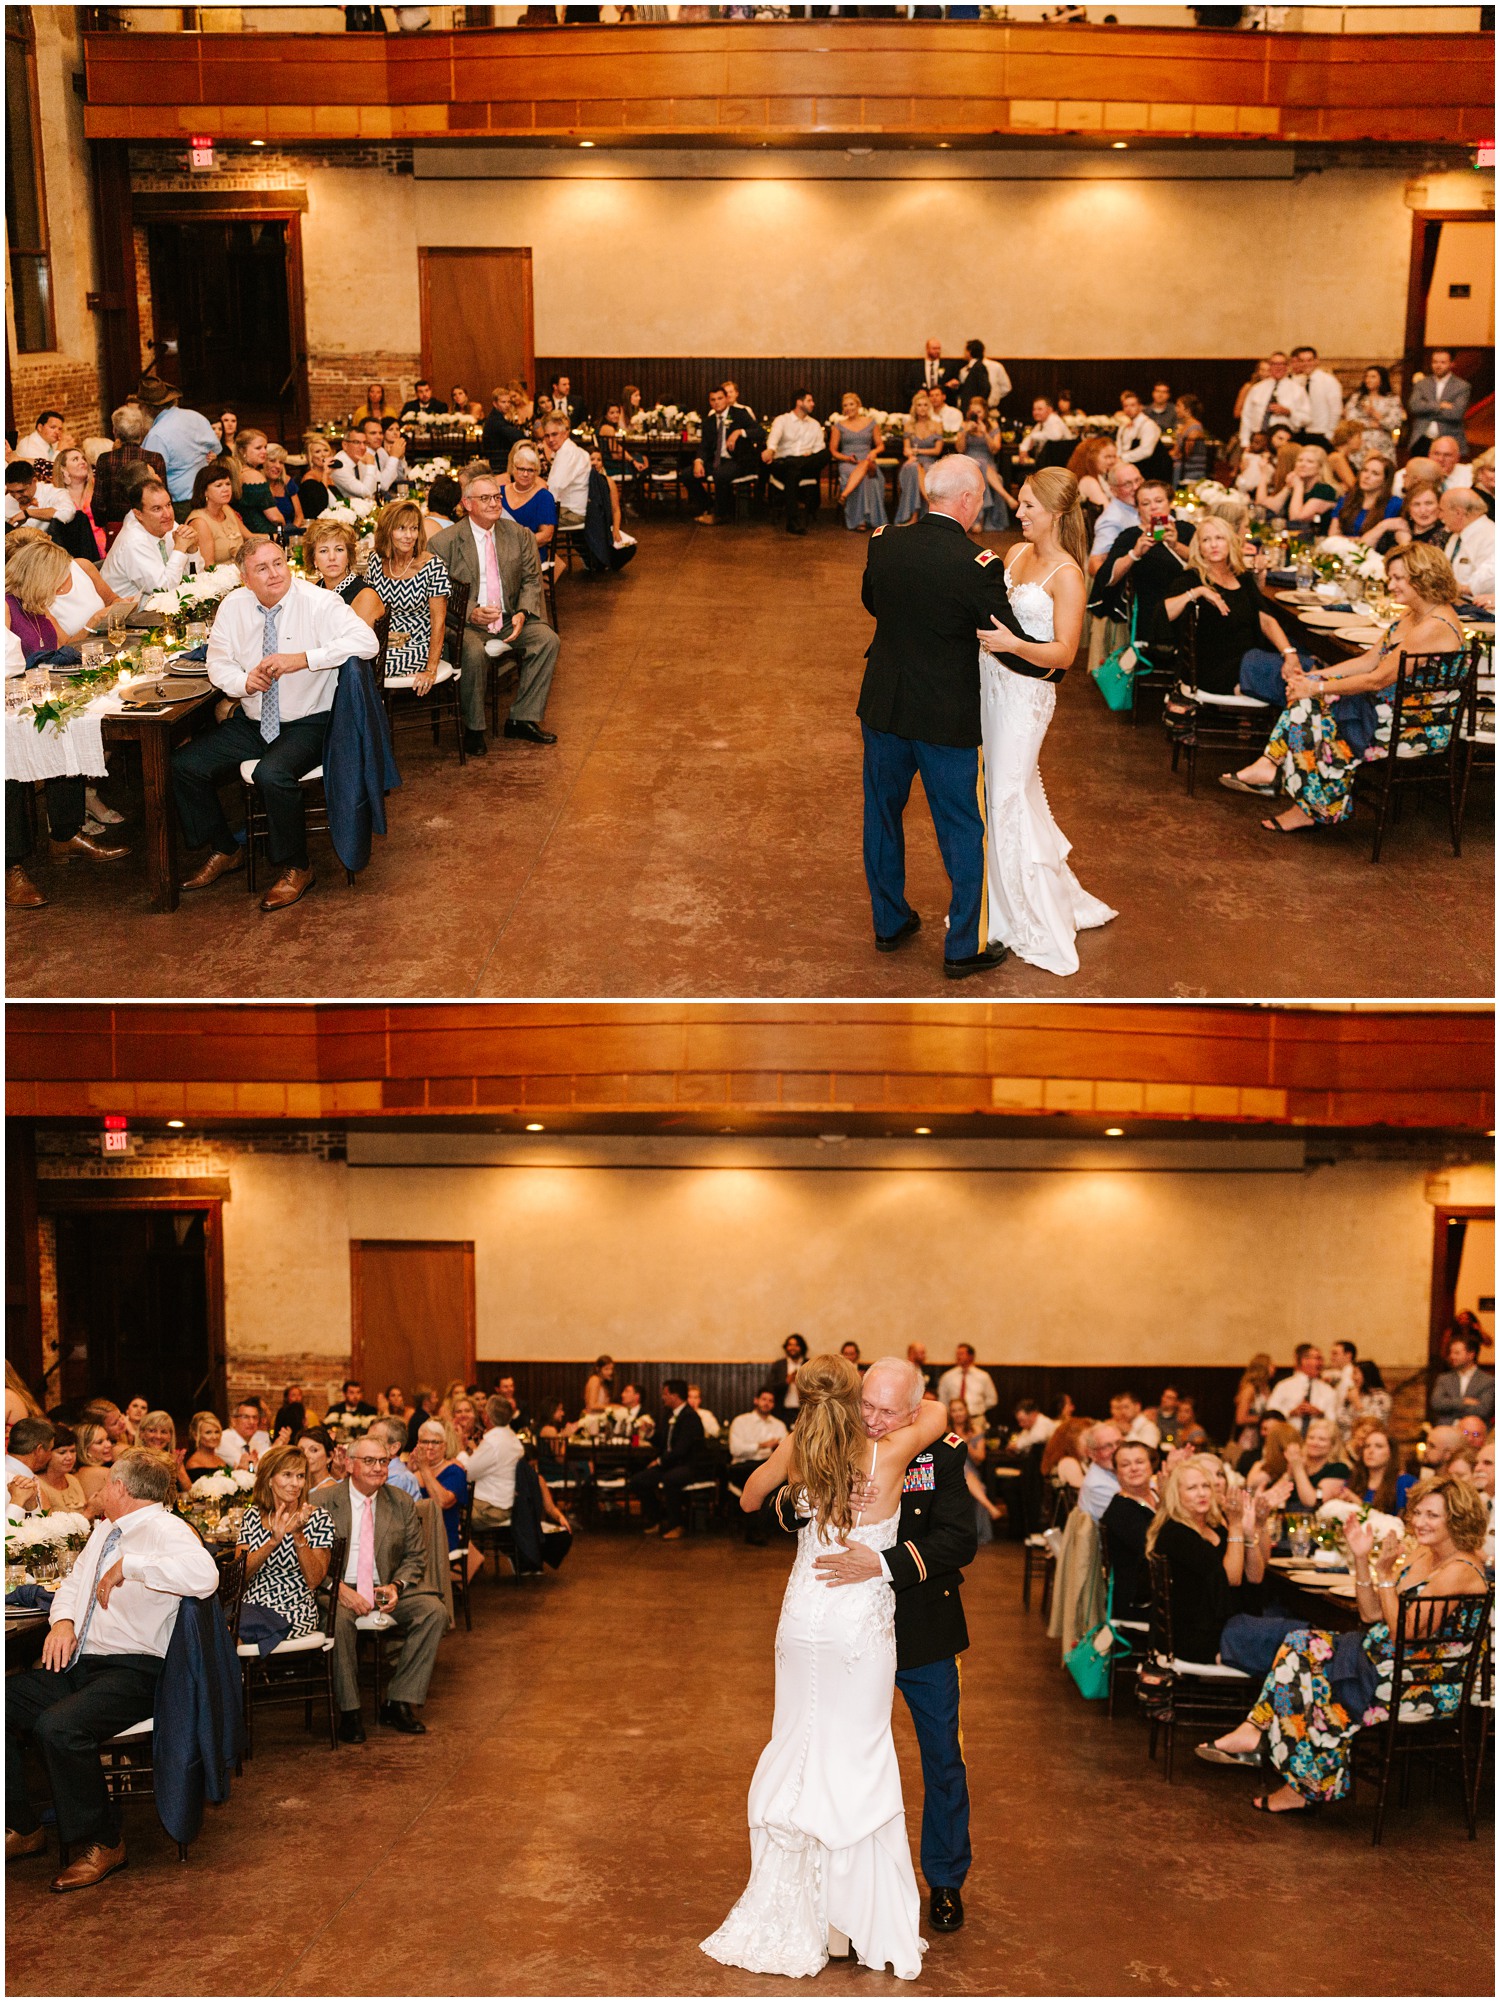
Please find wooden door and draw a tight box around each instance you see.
[350,1240,476,1403]
[419,247,535,402]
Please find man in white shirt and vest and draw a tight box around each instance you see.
[1115,390,1162,468]
[6,1449,219,1891]
[100,478,200,597]
[935,1345,998,1420]
[1265,1343,1339,1430]
[172,537,381,911]
[762,391,829,536]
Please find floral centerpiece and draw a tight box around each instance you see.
[1314,1495,1405,1564]
[140,562,242,622]
[1314,534,1385,584]
[5,1505,90,1581]
[319,495,376,526]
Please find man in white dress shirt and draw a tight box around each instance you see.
[4,461,76,527]
[1265,1343,1339,1430]
[14,410,66,466]
[935,1345,998,1420]
[1014,396,1071,466]
[1288,346,1344,446]
[728,1389,788,1545]
[1088,460,1143,575]
[172,537,380,911]
[466,1394,526,1530]
[329,430,382,503]
[1441,488,1495,604]
[5,1416,55,1509]
[927,384,964,438]
[1238,353,1311,446]
[6,1449,219,1891]
[1115,390,1162,468]
[1008,1399,1055,1450]
[100,479,199,596]
[762,390,828,536]
[1110,1391,1161,1451]
[543,414,592,528]
[1077,1424,1122,1523]
[1393,435,1474,498]
[215,1399,271,1470]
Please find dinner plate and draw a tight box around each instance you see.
[1299,609,1358,628]
[1287,1567,1348,1586]
[1336,624,1387,647]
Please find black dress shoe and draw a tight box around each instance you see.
[338,1710,366,1744]
[463,729,488,756]
[944,944,1009,980]
[379,1700,427,1735]
[928,1887,964,1931]
[503,718,557,745]
[875,910,921,954]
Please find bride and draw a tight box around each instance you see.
[977,464,1117,976]
[701,1355,947,1981]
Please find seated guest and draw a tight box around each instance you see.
[35,1424,89,1510]
[686,1383,720,1439]
[499,441,559,563]
[1349,1424,1401,1514]
[936,1345,998,1419]
[71,1422,116,1515]
[894,392,946,525]
[5,1447,220,1891]
[1265,444,1340,534]
[1172,1398,1209,1450]
[1111,1391,1161,1451]
[1225,543,1467,832]
[367,1416,419,1496]
[585,446,636,553]
[1094,478,1191,633]
[5,459,75,529]
[182,1411,224,1475]
[1068,435,1116,510]
[271,1384,310,1441]
[298,433,338,521]
[1101,1438,1158,1616]
[1115,389,1161,471]
[959,399,1012,529]
[141,398,222,513]
[1430,1327,1495,1425]
[229,432,278,534]
[217,1398,270,1470]
[185,459,249,566]
[1169,393,1207,478]
[1042,1416,1092,1493]
[408,1416,482,1581]
[1087,460,1142,575]
[761,390,828,537]
[1469,446,1495,519]
[1440,486,1495,605]
[353,382,389,426]
[542,415,591,531]
[262,444,305,533]
[6,1417,55,1510]
[47,448,105,561]
[296,1426,341,1491]
[121,1398,150,1446]
[173,535,382,912]
[1013,395,1070,467]
[212,409,239,453]
[1144,378,1177,436]
[489,1378,527,1433]
[134,1412,190,1493]
[728,1389,788,1545]
[466,1394,524,1531]
[536,1400,578,1474]
[423,473,462,537]
[305,517,381,619]
[1203,1475,1488,1812]
[100,478,200,596]
[597,404,648,486]
[14,408,67,466]
[482,386,525,471]
[1386,479,1448,551]
[686,387,752,527]
[1144,1458,1265,1664]
[1161,515,1310,704]
[944,1399,1003,1541]
[616,1384,653,1441]
[1009,1398,1055,1449]
[926,383,963,438]
[829,393,887,532]
[1334,452,1401,544]
[374,421,409,496]
[365,497,450,694]
[237,1442,335,1636]
[549,374,579,423]
[1234,428,1274,497]
[328,430,381,503]
[319,1434,449,1740]
[430,470,561,753]
[1281,1418,1351,1512]
[1077,1422,1122,1522]
[399,379,447,420]
[1344,365,1404,463]
[1326,419,1365,493]
[627,1380,705,1541]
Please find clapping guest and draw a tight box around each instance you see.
[217,1399,271,1470]
[1281,1419,1351,1511]
[5,460,75,530]
[100,478,199,596]
[829,393,887,532]
[182,1411,225,1475]
[135,1412,191,1493]
[365,498,450,695]
[298,434,337,521]
[185,459,249,566]
[237,1443,335,1636]
[1145,1459,1266,1664]
[499,441,559,560]
[262,444,306,533]
[73,1422,116,1514]
[1162,515,1310,703]
[894,391,944,525]
[6,1418,54,1510]
[1268,444,1340,533]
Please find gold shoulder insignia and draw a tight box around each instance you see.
[944,1431,965,1447]
[975,549,999,566]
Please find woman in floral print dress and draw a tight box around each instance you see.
[1224,542,1469,834]
[1201,1474,1490,1812]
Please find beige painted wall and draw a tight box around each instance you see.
[302,169,421,354]
[212,1140,1493,1368]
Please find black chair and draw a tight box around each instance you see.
[1140,1552,1255,1782]
[1112,570,1179,729]
[1021,1480,1073,1619]
[448,1487,475,1633]
[1352,638,1479,863]
[1455,635,1494,844]
[1351,1587,1493,1845]
[1165,601,1273,796]
[382,580,469,765]
[766,465,824,526]
[238,1536,345,1758]
[1096,1531,1148,1721]
[241,619,390,895]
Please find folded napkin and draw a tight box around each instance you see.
[236,1601,293,1656]
[6,1584,55,1611]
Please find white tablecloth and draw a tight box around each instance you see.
[4,689,134,783]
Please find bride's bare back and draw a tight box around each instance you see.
[742,1397,949,1530]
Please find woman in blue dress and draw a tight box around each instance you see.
[894,392,945,525]
[409,1416,483,1583]
[829,393,887,532]
[959,396,1013,531]
[499,440,559,562]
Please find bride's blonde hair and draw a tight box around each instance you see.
[1019,465,1089,577]
[786,1354,866,1539]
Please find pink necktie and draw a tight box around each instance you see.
[479,527,504,633]
[356,1496,375,1603]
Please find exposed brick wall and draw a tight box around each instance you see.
[308,350,423,430]
[132,223,155,376]
[37,1217,60,1409]
[34,1128,346,1175]
[226,1352,353,1418]
[8,355,105,447]
[128,141,413,191]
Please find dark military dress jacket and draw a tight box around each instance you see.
[769,1434,977,1673]
[857,511,1030,749]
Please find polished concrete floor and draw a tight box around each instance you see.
[5,1533,1490,1997]
[7,517,1492,999]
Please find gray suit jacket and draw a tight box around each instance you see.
[317,1478,428,1594]
[430,515,547,628]
[1407,372,1471,444]
[1429,1366,1495,1426]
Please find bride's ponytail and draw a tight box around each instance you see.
[786,1354,865,1539]
[1025,465,1090,576]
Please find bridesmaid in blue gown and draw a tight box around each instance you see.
[894,393,945,525]
[830,393,888,531]
[960,398,1013,531]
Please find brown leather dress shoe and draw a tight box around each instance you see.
[182,848,245,892]
[6,1826,48,1861]
[5,865,48,909]
[50,1838,125,1893]
[260,866,314,913]
[49,831,130,866]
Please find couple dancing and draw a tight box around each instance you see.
[858,454,1115,978]
[701,1355,976,1982]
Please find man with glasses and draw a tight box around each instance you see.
[430,475,561,753]
[318,1435,447,1740]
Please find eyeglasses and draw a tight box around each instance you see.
[349,1454,390,1468]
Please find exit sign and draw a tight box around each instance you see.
[102,1114,129,1156]
[189,134,215,172]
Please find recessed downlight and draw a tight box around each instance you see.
[914,1126,932,1136]
[525,1122,545,1132]
[1104,1127,1125,1138]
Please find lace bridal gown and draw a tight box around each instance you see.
[981,554,1118,976]
[700,1502,926,1982]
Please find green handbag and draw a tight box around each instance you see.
[1089,598,1140,713]
[1064,1575,1134,1700]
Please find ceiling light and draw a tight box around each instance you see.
[937,142,951,149]
[818,1132,848,1145]
[525,1122,545,1132]
[167,1119,185,1129]
[914,1126,932,1136]
[250,139,266,147]
[1104,1127,1125,1138]
[1111,141,1128,150]
[579,140,595,148]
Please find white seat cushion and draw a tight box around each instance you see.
[236,1632,333,1658]
[240,760,323,784]
[354,1612,396,1632]
[594,1477,627,1491]
[1116,1619,1150,1633]
[683,1481,717,1493]
[1171,1657,1253,1680]
[384,661,456,689]
[109,1716,153,1740]
[1176,682,1270,711]
[1024,1533,1051,1548]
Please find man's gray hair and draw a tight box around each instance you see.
[112,1448,176,1506]
[110,403,149,445]
[1443,486,1486,516]
[864,1355,926,1412]
[925,456,984,508]
[373,1416,407,1452]
[1109,460,1140,493]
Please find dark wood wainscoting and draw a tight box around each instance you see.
[538,356,1258,439]
[479,1358,1244,1442]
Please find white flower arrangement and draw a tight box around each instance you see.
[189,1471,239,1501]
[141,563,240,619]
[1316,1497,1404,1541]
[5,1509,89,1556]
[1316,534,1386,583]
[231,1467,256,1492]
[1192,480,1232,505]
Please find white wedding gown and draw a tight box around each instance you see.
[700,1506,926,1982]
[981,555,1118,976]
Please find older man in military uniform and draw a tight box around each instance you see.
[857,454,1029,979]
[768,1356,977,1935]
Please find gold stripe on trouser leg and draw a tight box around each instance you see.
[974,745,988,951]
[955,1653,967,1767]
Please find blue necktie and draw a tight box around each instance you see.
[259,602,281,744]
[68,1524,123,1666]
